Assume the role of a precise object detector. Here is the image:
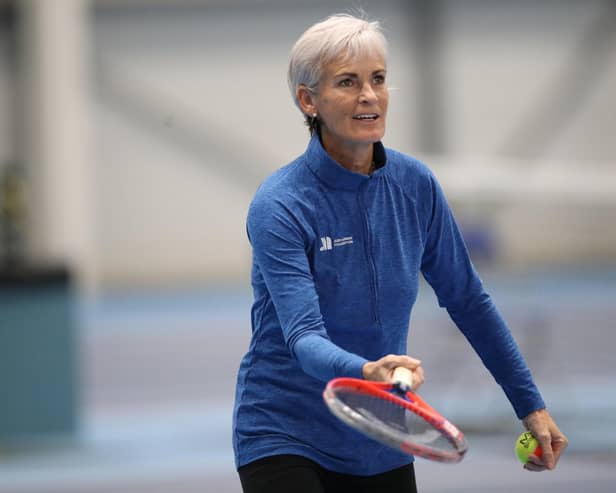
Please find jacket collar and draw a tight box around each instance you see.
[303,133,387,191]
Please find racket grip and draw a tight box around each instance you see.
[392,367,413,390]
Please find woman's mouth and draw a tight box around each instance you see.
[353,113,379,121]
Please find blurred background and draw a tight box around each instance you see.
[0,0,615,492]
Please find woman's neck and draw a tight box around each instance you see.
[320,133,374,176]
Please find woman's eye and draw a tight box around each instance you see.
[338,79,354,87]
[373,75,385,84]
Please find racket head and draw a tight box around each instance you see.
[323,377,468,463]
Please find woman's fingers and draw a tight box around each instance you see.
[362,354,424,386]
[411,364,425,391]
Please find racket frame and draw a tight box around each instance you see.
[323,377,468,463]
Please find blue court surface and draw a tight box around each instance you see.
[0,267,615,492]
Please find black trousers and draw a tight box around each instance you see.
[238,454,418,493]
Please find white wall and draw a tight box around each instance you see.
[92,1,419,285]
[64,1,616,285]
[0,25,14,167]
[440,1,616,161]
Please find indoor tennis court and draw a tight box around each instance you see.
[2,269,615,492]
[1,1,615,492]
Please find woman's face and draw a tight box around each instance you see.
[310,52,389,152]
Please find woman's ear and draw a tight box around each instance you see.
[297,85,317,117]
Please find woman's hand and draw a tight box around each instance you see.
[362,354,424,391]
[522,408,568,471]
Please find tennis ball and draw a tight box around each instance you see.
[515,431,543,464]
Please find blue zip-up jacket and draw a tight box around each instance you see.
[232,134,545,475]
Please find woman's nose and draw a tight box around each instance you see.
[359,83,378,104]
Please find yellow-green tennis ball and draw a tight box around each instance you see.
[515,431,543,464]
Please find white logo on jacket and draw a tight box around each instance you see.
[319,236,353,251]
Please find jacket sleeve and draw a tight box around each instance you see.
[247,192,367,382]
[420,172,545,419]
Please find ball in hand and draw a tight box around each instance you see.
[515,431,543,464]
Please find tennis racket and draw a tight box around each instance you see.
[323,367,468,463]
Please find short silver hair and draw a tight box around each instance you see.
[287,13,388,129]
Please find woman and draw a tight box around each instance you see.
[232,13,567,493]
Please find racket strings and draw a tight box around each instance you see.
[335,389,454,452]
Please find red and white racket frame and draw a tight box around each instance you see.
[323,376,468,463]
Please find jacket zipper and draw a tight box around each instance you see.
[358,185,380,325]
